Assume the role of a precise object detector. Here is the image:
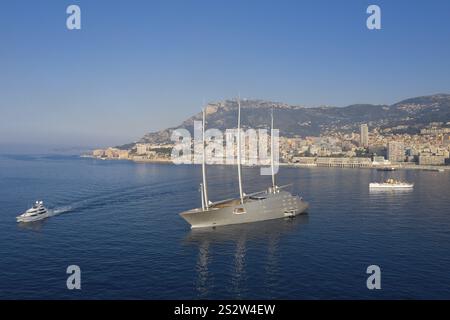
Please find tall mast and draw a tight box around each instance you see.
[200,183,205,210]
[271,108,276,190]
[237,97,244,204]
[202,108,209,209]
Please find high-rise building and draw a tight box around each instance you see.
[360,124,369,148]
[387,142,405,162]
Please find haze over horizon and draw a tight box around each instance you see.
[1,0,450,149]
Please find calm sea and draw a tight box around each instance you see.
[0,154,449,299]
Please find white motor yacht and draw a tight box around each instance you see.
[16,201,50,223]
[369,179,414,189]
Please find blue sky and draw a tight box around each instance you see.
[1,0,449,150]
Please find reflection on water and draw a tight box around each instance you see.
[195,240,211,298]
[17,220,47,232]
[232,236,246,298]
[185,215,309,244]
[369,188,414,195]
[265,232,279,293]
[367,185,415,214]
[368,187,414,202]
[184,215,309,297]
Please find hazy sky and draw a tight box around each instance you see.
[1,0,450,150]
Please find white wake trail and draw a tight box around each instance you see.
[47,205,73,217]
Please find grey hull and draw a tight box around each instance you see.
[180,190,308,229]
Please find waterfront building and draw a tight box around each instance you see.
[292,157,317,165]
[372,155,390,166]
[418,155,446,165]
[316,157,372,168]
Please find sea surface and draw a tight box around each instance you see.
[0,154,450,299]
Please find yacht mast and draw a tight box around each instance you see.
[237,98,244,204]
[202,108,209,209]
[200,183,205,210]
[271,108,276,190]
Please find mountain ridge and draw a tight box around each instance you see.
[118,93,450,148]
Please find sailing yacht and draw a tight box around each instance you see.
[180,98,309,229]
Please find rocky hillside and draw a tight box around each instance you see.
[119,94,450,148]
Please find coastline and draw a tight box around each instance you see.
[81,155,450,171]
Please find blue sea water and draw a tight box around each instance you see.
[0,154,449,299]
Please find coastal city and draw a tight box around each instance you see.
[89,120,450,170]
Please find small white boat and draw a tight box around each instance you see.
[16,201,51,223]
[369,179,414,189]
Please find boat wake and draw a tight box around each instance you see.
[18,178,193,224]
[47,205,73,217]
